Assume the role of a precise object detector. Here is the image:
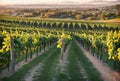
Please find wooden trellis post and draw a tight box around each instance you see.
[10,37,15,73]
[61,38,64,60]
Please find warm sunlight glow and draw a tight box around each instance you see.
[0,0,118,5]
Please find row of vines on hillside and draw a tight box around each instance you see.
[74,30,120,70]
[0,29,58,72]
[0,18,120,30]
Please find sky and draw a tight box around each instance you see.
[0,0,118,5]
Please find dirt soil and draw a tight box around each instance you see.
[76,40,120,81]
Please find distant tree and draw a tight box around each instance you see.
[100,13,106,20]
[32,12,39,17]
[40,12,45,18]
[116,4,120,10]
[104,12,116,19]
[115,11,120,17]
[45,13,50,18]
[76,14,82,20]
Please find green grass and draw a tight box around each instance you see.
[67,42,84,81]
[1,44,57,81]
[33,48,60,81]
[55,40,103,81]
[67,40,103,81]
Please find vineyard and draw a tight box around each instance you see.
[0,17,120,81]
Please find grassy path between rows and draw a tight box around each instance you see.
[66,40,103,81]
[32,47,60,81]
